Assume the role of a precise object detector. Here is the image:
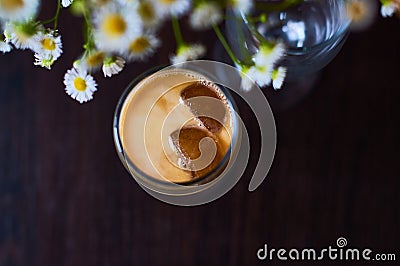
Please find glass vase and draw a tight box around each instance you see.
[225,0,351,111]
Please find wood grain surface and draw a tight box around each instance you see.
[1,3,400,266]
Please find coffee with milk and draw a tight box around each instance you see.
[118,69,234,184]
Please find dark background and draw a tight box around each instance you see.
[1,2,400,266]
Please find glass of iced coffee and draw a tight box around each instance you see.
[113,65,240,201]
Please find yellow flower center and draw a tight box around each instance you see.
[86,52,105,67]
[137,1,155,21]
[41,38,56,51]
[101,14,127,37]
[160,0,176,4]
[74,77,87,92]
[0,0,24,11]
[129,37,150,53]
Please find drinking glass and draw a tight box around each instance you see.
[112,63,243,205]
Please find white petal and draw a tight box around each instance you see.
[93,2,143,53]
[170,44,205,65]
[190,2,222,30]
[381,4,395,17]
[0,41,12,53]
[62,0,73,7]
[150,0,191,17]
[272,67,287,90]
[0,0,39,21]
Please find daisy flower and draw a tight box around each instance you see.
[0,0,39,21]
[92,2,142,53]
[189,2,222,30]
[0,40,12,53]
[75,50,106,71]
[150,0,191,18]
[4,21,41,50]
[346,0,377,31]
[33,52,56,69]
[380,0,399,17]
[249,64,273,87]
[64,67,98,104]
[102,56,125,77]
[240,64,273,91]
[62,0,73,7]
[229,0,253,14]
[137,0,161,29]
[125,33,160,61]
[170,43,205,65]
[32,31,63,61]
[381,5,395,16]
[271,66,287,90]
[254,42,285,67]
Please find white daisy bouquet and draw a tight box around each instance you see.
[0,0,399,103]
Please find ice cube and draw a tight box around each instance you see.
[168,125,225,180]
[180,82,228,133]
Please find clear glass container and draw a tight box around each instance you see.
[113,65,242,205]
[226,0,351,110]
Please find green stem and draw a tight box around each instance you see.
[82,5,94,52]
[41,0,62,25]
[41,18,54,24]
[213,24,240,65]
[245,13,268,24]
[171,16,184,47]
[53,0,62,30]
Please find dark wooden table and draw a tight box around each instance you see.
[1,4,400,266]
